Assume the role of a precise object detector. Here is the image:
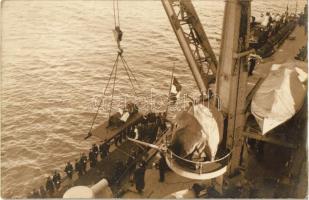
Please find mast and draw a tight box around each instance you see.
[216,0,251,175]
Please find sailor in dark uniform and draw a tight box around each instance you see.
[52,170,61,190]
[75,159,83,177]
[92,144,99,159]
[134,162,146,193]
[99,140,110,159]
[45,176,54,196]
[64,162,73,179]
[89,149,97,168]
[80,153,88,174]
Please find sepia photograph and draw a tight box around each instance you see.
[1,0,308,198]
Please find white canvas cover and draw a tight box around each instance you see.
[251,60,307,135]
[171,104,222,161]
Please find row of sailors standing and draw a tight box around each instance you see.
[30,141,111,198]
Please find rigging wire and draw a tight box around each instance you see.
[119,55,137,95]
[113,0,120,27]
[117,0,120,27]
[87,54,120,135]
[108,55,119,119]
[165,63,176,114]
[120,56,140,87]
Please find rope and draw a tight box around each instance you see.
[165,63,176,113]
[117,0,120,27]
[120,55,137,95]
[113,0,120,27]
[113,0,117,27]
[108,55,119,118]
[87,54,120,135]
[120,55,139,86]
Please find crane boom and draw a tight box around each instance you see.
[161,0,218,95]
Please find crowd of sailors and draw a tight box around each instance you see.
[29,111,168,198]
[250,11,295,47]
[247,9,308,77]
[29,140,112,198]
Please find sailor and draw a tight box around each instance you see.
[52,170,61,190]
[75,159,83,177]
[134,162,146,193]
[255,13,264,24]
[275,13,281,22]
[248,58,256,76]
[80,153,88,174]
[158,153,166,182]
[248,54,262,76]
[261,12,270,27]
[250,16,256,28]
[89,149,97,168]
[133,126,139,140]
[92,143,99,159]
[99,139,110,159]
[45,176,54,196]
[64,162,73,179]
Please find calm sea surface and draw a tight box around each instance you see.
[1,0,306,197]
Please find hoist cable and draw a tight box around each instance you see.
[117,0,120,27]
[121,55,140,87]
[108,55,119,119]
[113,0,117,27]
[120,55,137,95]
[104,54,120,95]
[113,0,120,27]
[88,54,120,134]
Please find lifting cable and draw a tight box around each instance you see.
[87,54,120,137]
[85,0,140,138]
[113,0,120,27]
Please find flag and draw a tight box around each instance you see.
[169,77,182,105]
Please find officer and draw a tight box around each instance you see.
[52,170,61,190]
[75,159,83,177]
[134,162,146,193]
[64,161,73,179]
[45,176,54,196]
[92,144,99,159]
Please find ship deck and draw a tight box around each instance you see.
[28,26,307,199]
[122,26,308,198]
